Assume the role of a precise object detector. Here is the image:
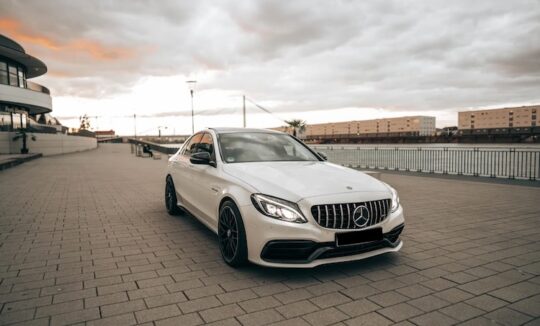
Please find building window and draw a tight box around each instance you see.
[0,61,8,85]
[17,70,25,88]
[0,59,27,88]
[11,113,22,129]
[8,64,18,86]
[0,111,11,131]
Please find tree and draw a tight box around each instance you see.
[285,119,306,137]
[79,114,91,130]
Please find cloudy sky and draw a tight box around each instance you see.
[1,0,539,135]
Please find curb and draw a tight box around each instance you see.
[0,153,43,171]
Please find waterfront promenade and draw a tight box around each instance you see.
[0,144,539,325]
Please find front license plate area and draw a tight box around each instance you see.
[336,228,383,246]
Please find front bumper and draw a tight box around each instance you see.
[239,202,405,268]
[261,224,403,264]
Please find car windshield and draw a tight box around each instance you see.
[218,132,319,163]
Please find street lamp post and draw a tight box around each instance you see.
[133,114,137,138]
[243,95,246,128]
[158,126,167,138]
[186,80,197,134]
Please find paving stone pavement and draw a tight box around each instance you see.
[0,144,539,326]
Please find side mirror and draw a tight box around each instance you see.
[190,152,216,167]
[317,151,328,161]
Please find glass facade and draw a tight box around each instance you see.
[0,61,7,85]
[0,108,28,132]
[0,111,11,131]
[0,56,27,88]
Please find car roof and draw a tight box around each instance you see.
[208,127,284,134]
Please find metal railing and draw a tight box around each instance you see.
[311,146,540,181]
[127,138,180,154]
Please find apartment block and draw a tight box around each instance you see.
[458,105,539,131]
[304,116,436,137]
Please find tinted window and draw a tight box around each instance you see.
[182,133,203,156]
[9,72,18,86]
[196,133,214,157]
[0,112,11,131]
[17,70,24,88]
[12,113,21,129]
[218,132,319,163]
[0,70,7,85]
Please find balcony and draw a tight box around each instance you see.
[26,81,51,95]
[0,82,52,114]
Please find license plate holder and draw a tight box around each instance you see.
[336,228,383,246]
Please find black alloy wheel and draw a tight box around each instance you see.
[165,177,181,215]
[218,201,248,267]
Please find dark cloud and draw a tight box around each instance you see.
[0,0,538,112]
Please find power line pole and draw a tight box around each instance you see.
[133,114,137,137]
[190,89,194,134]
[186,80,197,134]
[243,95,246,128]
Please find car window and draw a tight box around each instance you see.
[196,133,215,158]
[182,133,203,156]
[218,132,319,163]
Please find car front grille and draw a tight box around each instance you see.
[311,199,391,229]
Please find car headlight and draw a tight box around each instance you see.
[390,187,400,212]
[250,194,307,223]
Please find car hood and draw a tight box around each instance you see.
[222,161,390,202]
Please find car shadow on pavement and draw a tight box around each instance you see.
[170,208,401,278]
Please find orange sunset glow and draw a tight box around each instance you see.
[0,18,132,61]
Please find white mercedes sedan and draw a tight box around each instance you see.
[165,128,404,268]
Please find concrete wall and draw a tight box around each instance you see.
[0,131,97,155]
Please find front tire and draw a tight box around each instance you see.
[218,201,248,267]
[165,176,181,215]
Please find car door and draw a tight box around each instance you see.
[187,132,223,229]
[171,132,203,209]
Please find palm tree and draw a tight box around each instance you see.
[285,119,306,137]
[79,114,91,130]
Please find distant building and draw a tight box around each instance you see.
[436,126,458,136]
[270,126,306,138]
[95,130,116,139]
[458,105,539,135]
[303,116,436,138]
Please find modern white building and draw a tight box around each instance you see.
[0,34,96,155]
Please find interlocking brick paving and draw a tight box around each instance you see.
[1,144,539,325]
